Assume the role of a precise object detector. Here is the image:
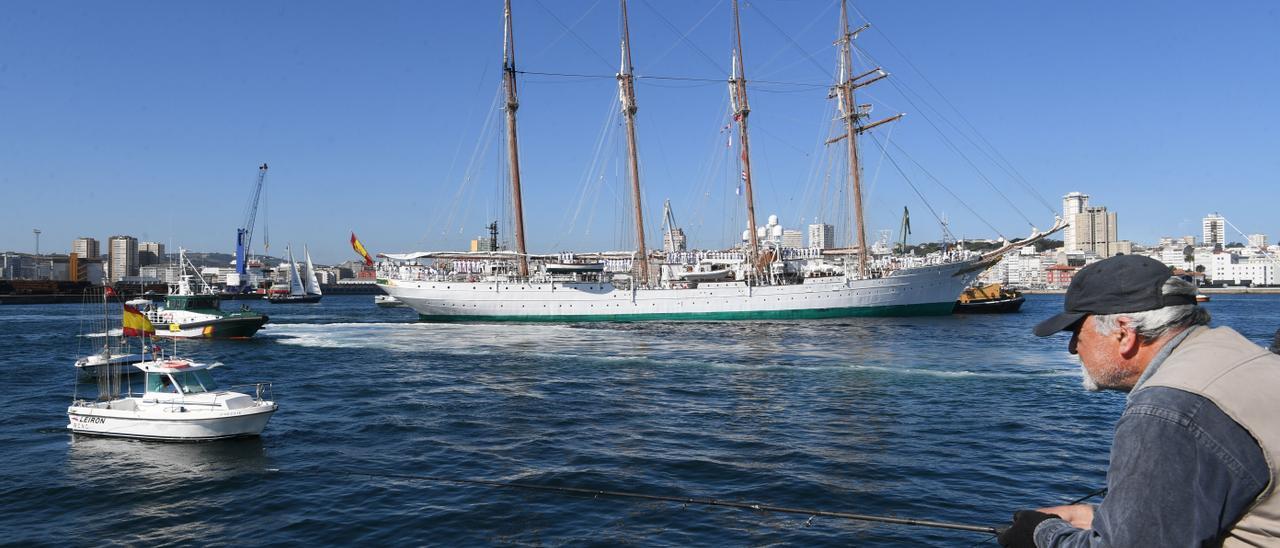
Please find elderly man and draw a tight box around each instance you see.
[999,254,1280,547]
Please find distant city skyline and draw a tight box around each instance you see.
[2,1,1278,264]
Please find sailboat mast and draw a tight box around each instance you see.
[618,0,649,286]
[730,0,761,277]
[839,0,869,278]
[503,0,530,278]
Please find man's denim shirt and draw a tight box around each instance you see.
[1035,327,1270,547]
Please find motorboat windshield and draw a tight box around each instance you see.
[146,370,218,394]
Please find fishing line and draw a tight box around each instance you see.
[265,467,1001,535]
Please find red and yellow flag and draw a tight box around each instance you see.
[122,304,155,337]
[350,232,373,266]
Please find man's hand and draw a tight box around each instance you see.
[997,510,1056,547]
[1037,503,1095,529]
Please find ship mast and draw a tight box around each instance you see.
[618,0,649,286]
[503,0,529,278]
[729,0,761,280]
[835,0,900,278]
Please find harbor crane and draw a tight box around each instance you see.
[232,163,269,293]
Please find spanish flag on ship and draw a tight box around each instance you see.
[122,304,155,337]
[350,232,374,266]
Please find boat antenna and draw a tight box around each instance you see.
[502,0,530,278]
[729,0,761,281]
[618,0,650,286]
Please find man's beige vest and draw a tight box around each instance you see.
[1143,325,1280,546]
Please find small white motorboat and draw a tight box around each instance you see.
[74,350,149,377]
[67,357,277,441]
[374,294,406,308]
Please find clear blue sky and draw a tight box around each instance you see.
[3,1,1278,264]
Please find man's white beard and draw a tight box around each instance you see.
[1080,363,1103,392]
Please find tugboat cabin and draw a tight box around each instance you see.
[164,294,222,313]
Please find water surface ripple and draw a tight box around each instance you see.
[3,294,1276,545]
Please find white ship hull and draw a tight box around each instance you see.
[379,259,985,322]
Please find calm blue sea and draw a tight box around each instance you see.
[2,294,1277,546]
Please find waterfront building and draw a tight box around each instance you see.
[1046,263,1079,289]
[1209,251,1278,286]
[1071,205,1120,258]
[1203,213,1226,247]
[663,227,687,253]
[107,235,139,283]
[782,229,803,249]
[71,237,99,260]
[1062,192,1089,252]
[1248,234,1268,250]
[140,264,182,284]
[808,223,834,250]
[139,241,165,266]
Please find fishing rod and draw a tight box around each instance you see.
[267,467,1001,535]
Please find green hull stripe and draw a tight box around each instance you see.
[417,301,955,323]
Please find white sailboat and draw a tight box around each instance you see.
[377,0,1063,322]
[74,287,147,378]
[267,245,322,303]
[304,245,323,300]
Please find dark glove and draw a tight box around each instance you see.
[997,510,1056,547]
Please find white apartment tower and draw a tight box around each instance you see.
[1062,192,1089,252]
[107,235,139,282]
[72,237,99,259]
[1202,213,1226,247]
[808,223,834,249]
[782,229,803,249]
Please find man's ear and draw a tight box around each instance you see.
[1115,316,1142,358]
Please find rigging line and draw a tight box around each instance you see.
[864,134,947,235]
[863,122,895,215]
[638,0,728,78]
[515,70,829,88]
[531,0,616,72]
[849,4,1056,215]
[644,0,723,71]
[559,95,621,249]
[743,1,834,82]
[879,135,1006,239]
[1222,217,1273,259]
[439,85,505,244]
[533,0,607,63]
[271,467,1001,535]
[434,63,495,244]
[753,0,838,80]
[863,51,1054,218]
[871,67,1036,229]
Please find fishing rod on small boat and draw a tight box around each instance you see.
[266,467,1001,535]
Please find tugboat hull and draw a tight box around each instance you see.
[152,314,270,339]
[954,295,1025,314]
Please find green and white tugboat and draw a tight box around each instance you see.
[130,249,269,338]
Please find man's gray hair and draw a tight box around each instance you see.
[1094,276,1210,340]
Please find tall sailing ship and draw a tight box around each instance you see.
[378,0,1063,322]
